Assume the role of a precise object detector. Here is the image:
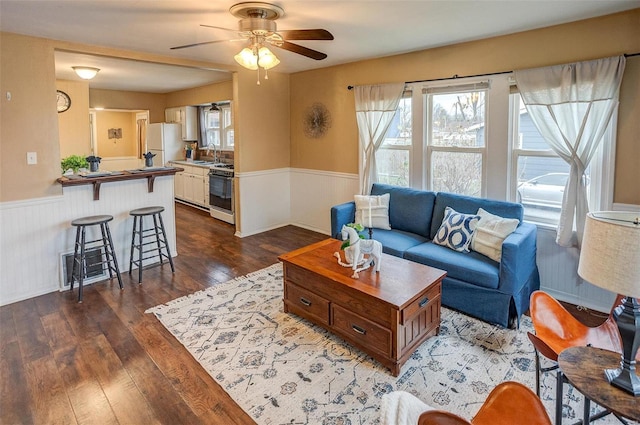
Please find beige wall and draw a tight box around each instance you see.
[234,68,290,172]
[57,79,91,158]
[95,110,137,157]
[166,80,233,109]
[289,9,640,204]
[2,10,639,204]
[1,33,62,200]
[90,88,166,123]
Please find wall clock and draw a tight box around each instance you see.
[56,90,71,113]
[303,102,331,139]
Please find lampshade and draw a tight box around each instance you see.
[578,211,640,298]
[257,47,280,70]
[234,48,259,70]
[234,46,280,71]
[72,66,100,80]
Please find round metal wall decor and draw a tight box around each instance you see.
[303,102,331,139]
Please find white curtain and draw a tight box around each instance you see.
[354,83,405,194]
[514,56,625,247]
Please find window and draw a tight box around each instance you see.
[376,93,412,187]
[510,93,612,226]
[366,74,614,230]
[425,84,488,197]
[203,103,233,150]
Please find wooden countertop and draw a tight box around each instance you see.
[56,167,183,200]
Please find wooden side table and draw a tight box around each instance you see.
[558,346,640,423]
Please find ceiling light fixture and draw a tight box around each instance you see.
[72,66,100,80]
[234,43,280,85]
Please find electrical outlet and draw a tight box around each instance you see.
[27,152,37,165]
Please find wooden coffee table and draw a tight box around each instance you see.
[278,239,446,376]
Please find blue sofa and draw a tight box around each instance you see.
[331,183,540,328]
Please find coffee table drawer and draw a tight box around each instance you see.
[401,282,441,325]
[331,304,391,357]
[284,282,330,325]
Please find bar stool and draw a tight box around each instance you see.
[70,214,123,303]
[128,206,175,283]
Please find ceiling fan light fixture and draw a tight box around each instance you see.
[257,46,280,70]
[72,66,100,80]
[234,47,259,70]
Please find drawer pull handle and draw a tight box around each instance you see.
[352,324,367,335]
[299,297,312,307]
[419,297,429,308]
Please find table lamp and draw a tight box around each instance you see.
[578,211,640,396]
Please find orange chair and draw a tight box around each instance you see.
[417,381,552,425]
[527,291,639,424]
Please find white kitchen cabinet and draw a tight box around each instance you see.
[165,106,198,141]
[172,163,208,208]
[174,169,185,199]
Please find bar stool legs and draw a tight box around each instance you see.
[70,215,123,303]
[129,206,175,283]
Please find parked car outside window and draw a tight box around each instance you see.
[517,173,568,208]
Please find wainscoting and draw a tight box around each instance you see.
[2,166,636,312]
[0,177,176,306]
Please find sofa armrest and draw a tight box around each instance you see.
[499,222,538,295]
[331,201,356,239]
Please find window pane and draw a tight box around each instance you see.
[431,91,485,147]
[431,151,482,196]
[382,96,411,147]
[376,149,409,187]
[206,129,220,146]
[516,95,550,150]
[206,111,220,129]
[226,129,234,147]
[516,156,571,224]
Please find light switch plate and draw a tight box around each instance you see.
[27,152,37,165]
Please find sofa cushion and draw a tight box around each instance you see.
[354,193,391,230]
[433,207,480,252]
[430,192,524,240]
[471,208,520,262]
[371,183,436,238]
[404,242,500,289]
[371,229,428,258]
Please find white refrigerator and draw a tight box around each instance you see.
[146,123,184,166]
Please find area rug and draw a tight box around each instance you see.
[146,264,632,425]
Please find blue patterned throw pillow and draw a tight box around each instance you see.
[434,207,481,252]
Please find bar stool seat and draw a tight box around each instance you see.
[129,206,175,283]
[70,214,123,303]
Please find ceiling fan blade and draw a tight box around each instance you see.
[171,39,244,50]
[278,29,334,41]
[200,24,238,33]
[274,41,327,60]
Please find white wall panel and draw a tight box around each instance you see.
[235,169,291,237]
[0,177,176,306]
[289,168,359,235]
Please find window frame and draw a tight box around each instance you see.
[203,102,233,151]
[508,91,616,227]
[362,74,616,230]
[423,81,490,197]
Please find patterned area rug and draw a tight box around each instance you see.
[147,264,634,425]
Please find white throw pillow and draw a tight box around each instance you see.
[433,207,480,252]
[471,208,520,262]
[354,193,391,230]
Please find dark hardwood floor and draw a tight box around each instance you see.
[0,203,608,424]
[0,203,326,425]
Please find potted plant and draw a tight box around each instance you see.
[61,155,89,174]
[340,222,365,250]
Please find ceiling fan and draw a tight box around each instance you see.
[171,2,334,73]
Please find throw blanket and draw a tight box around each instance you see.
[381,391,433,425]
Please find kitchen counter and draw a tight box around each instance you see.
[170,160,233,171]
[56,166,183,201]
